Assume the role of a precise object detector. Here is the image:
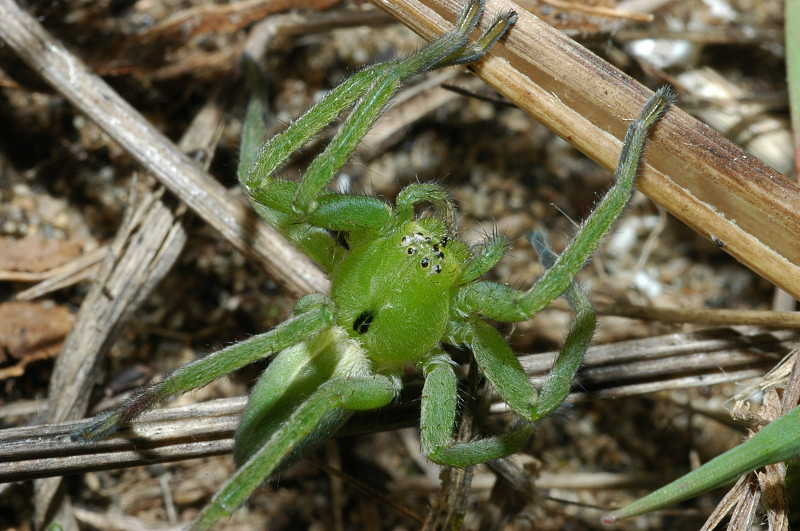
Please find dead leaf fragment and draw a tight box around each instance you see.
[0,301,75,379]
[0,235,84,274]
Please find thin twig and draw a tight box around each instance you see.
[593,303,800,329]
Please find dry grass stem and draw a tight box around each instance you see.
[593,303,800,329]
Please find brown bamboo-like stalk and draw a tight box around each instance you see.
[371,0,800,301]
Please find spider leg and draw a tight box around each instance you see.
[430,6,517,69]
[458,87,674,322]
[241,62,394,199]
[398,0,516,74]
[464,249,591,426]
[395,182,455,225]
[290,2,515,216]
[457,233,510,285]
[191,375,400,531]
[433,92,672,467]
[527,231,595,418]
[420,350,534,467]
[240,0,515,219]
[291,72,403,215]
[72,296,334,442]
[232,325,359,466]
[469,321,537,417]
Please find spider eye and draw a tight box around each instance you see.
[353,310,375,335]
[407,247,416,255]
[420,258,430,268]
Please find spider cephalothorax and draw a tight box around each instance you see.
[73,1,673,528]
[333,216,462,365]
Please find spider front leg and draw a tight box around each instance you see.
[194,374,400,531]
[458,87,675,322]
[72,297,334,442]
[422,89,674,468]
[240,0,516,222]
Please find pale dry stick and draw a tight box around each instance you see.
[1,328,791,484]
[0,0,325,299]
[544,298,800,328]
[372,0,800,301]
[29,71,237,531]
[727,481,761,530]
[592,304,800,329]
[31,82,236,531]
[700,476,754,531]
[31,186,189,529]
[13,246,109,301]
[17,18,258,531]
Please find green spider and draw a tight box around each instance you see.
[72,1,673,528]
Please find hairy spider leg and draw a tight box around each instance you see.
[417,231,593,466]
[528,231,595,418]
[240,0,516,217]
[72,298,334,442]
[420,348,536,467]
[419,89,674,460]
[195,374,400,531]
[238,2,514,272]
[458,87,675,322]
